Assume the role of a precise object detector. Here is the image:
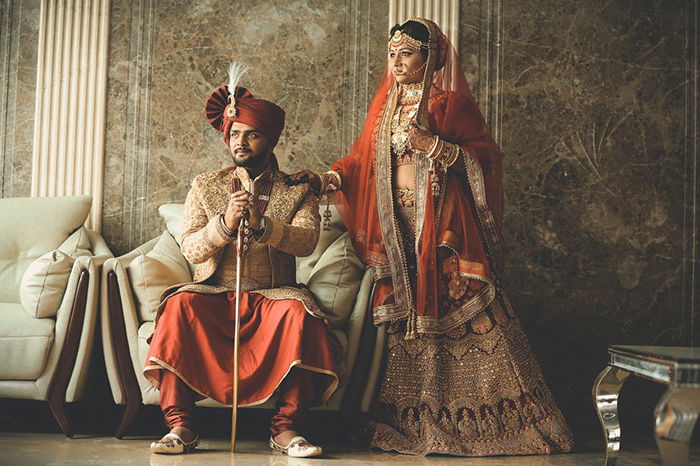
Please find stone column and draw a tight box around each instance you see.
[31,0,110,231]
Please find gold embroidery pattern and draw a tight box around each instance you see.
[394,188,416,207]
[412,248,496,334]
[156,165,326,323]
[373,303,405,322]
[254,286,326,321]
[367,304,574,456]
[365,251,389,267]
[181,182,229,269]
[461,149,504,274]
[375,84,414,317]
[372,263,392,280]
[267,176,321,257]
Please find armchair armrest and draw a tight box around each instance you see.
[324,268,375,411]
[85,229,114,267]
[28,254,101,437]
[100,232,160,391]
[342,268,374,377]
[53,230,113,404]
[31,256,97,400]
[101,257,143,407]
[360,318,386,413]
[101,232,176,438]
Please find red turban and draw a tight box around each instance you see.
[206,85,285,147]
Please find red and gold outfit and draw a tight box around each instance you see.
[325,19,574,455]
[145,85,338,436]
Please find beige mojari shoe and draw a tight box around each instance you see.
[150,432,199,454]
[269,435,323,458]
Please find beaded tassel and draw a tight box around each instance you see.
[405,309,417,340]
[429,160,441,197]
[322,196,332,231]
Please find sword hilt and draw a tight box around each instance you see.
[236,212,251,257]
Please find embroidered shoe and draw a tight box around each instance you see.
[269,435,323,458]
[150,432,199,454]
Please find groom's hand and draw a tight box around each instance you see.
[225,190,261,231]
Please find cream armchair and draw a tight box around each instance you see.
[0,196,112,437]
[101,203,378,438]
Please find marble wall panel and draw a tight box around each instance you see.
[483,0,697,434]
[103,0,388,254]
[0,0,40,198]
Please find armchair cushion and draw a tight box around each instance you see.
[304,232,364,329]
[296,204,345,284]
[158,204,185,246]
[0,195,92,303]
[158,203,195,276]
[59,227,93,257]
[0,303,55,379]
[19,250,74,318]
[127,231,191,322]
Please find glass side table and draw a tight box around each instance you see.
[592,345,700,466]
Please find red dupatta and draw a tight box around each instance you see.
[332,19,504,337]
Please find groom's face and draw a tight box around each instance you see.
[229,121,271,168]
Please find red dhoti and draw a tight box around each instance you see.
[144,291,339,434]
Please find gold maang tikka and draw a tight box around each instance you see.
[389,29,424,51]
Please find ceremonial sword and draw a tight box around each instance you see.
[231,178,248,453]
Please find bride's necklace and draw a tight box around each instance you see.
[398,81,422,105]
[390,104,418,158]
[390,84,422,157]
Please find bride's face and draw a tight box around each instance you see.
[388,44,425,84]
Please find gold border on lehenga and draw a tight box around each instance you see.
[375,84,415,318]
[414,274,496,334]
[460,148,504,274]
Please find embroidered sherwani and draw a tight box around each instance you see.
[144,165,338,432]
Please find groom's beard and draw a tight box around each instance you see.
[232,147,266,168]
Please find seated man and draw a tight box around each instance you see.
[145,66,338,457]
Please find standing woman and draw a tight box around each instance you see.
[292,18,573,456]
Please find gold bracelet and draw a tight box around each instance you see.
[443,143,459,167]
[428,140,459,168]
[323,170,342,192]
[426,136,440,158]
[317,173,328,194]
[428,139,445,161]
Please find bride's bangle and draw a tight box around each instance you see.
[426,136,440,158]
[428,138,460,168]
[320,170,342,193]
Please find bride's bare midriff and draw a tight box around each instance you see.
[394,164,416,190]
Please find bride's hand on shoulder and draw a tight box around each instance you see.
[286,169,321,194]
[408,121,437,154]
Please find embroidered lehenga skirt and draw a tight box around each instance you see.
[366,187,574,456]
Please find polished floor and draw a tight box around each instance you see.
[2,432,699,465]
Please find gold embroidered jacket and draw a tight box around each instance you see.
[158,165,327,321]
